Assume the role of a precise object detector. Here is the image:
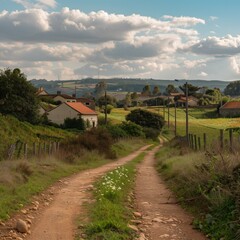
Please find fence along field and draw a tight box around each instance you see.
[107,106,240,150]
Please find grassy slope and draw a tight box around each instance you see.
[0,114,73,159]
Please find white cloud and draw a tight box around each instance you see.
[210,16,218,21]
[199,71,208,77]
[230,56,240,74]
[0,8,204,44]
[13,0,57,9]
[187,35,240,56]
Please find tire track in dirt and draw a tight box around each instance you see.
[134,146,207,240]
[0,145,150,240]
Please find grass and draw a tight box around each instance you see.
[79,152,146,240]
[0,138,147,221]
[0,114,73,160]
[155,139,240,240]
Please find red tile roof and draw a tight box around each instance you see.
[221,101,240,109]
[65,102,97,115]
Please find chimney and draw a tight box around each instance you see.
[57,91,61,95]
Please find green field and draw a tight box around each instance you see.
[105,106,240,146]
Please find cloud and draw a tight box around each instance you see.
[210,16,218,21]
[13,0,57,9]
[0,8,204,44]
[199,71,208,77]
[162,15,205,27]
[230,56,240,74]
[187,35,240,57]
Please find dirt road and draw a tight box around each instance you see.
[0,145,149,240]
[134,146,206,240]
[1,144,207,240]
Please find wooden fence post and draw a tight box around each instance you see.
[191,134,194,149]
[229,129,233,152]
[203,133,206,151]
[48,142,52,155]
[38,142,41,156]
[198,137,201,150]
[220,129,224,150]
[24,143,28,159]
[194,135,197,150]
[44,142,47,154]
[33,142,37,156]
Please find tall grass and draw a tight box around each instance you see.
[0,136,147,221]
[155,138,240,239]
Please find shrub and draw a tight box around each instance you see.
[126,108,164,130]
[61,127,116,159]
[119,121,145,137]
[142,127,160,141]
[62,117,86,131]
[106,125,128,139]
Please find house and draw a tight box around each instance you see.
[219,101,240,117]
[176,96,198,107]
[76,97,95,110]
[48,91,77,103]
[47,102,98,127]
[36,87,48,96]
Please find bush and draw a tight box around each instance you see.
[61,127,116,159]
[106,125,128,139]
[126,108,164,130]
[142,127,160,141]
[62,117,86,131]
[119,121,145,137]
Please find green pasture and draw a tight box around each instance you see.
[105,106,240,145]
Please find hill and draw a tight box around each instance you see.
[30,78,233,97]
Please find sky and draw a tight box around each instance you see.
[1,0,240,81]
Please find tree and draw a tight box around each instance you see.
[165,84,178,95]
[141,85,151,96]
[131,92,138,100]
[224,81,240,96]
[126,109,165,131]
[94,81,106,99]
[97,94,116,108]
[124,92,132,109]
[0,68,39,123]
[152,86,160,96]
[179,83,200,96]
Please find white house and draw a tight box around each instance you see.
[47,102,98,127]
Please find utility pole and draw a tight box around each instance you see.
[104,89,107,125]
[174,101,177,136]
[167,96,170,128]
[185,82,189,142]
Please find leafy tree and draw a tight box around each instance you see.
[126,109,165,131]
[165,84,178,95]
[152,86,160,96]
[141,85,151,96]
[0,68,39,123]
[131,92,138,100]
[94,81,106,99]
[124,92,132,108]
[179,83,200,96]
[224,81,240,96]
[97,95,116,108]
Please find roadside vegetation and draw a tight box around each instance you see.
[156,136,240,239]
[0,125,147,221]
[79,152,146,240]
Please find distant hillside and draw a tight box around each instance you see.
[30,78,233,97]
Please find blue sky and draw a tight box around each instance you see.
[1,0,240,80]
